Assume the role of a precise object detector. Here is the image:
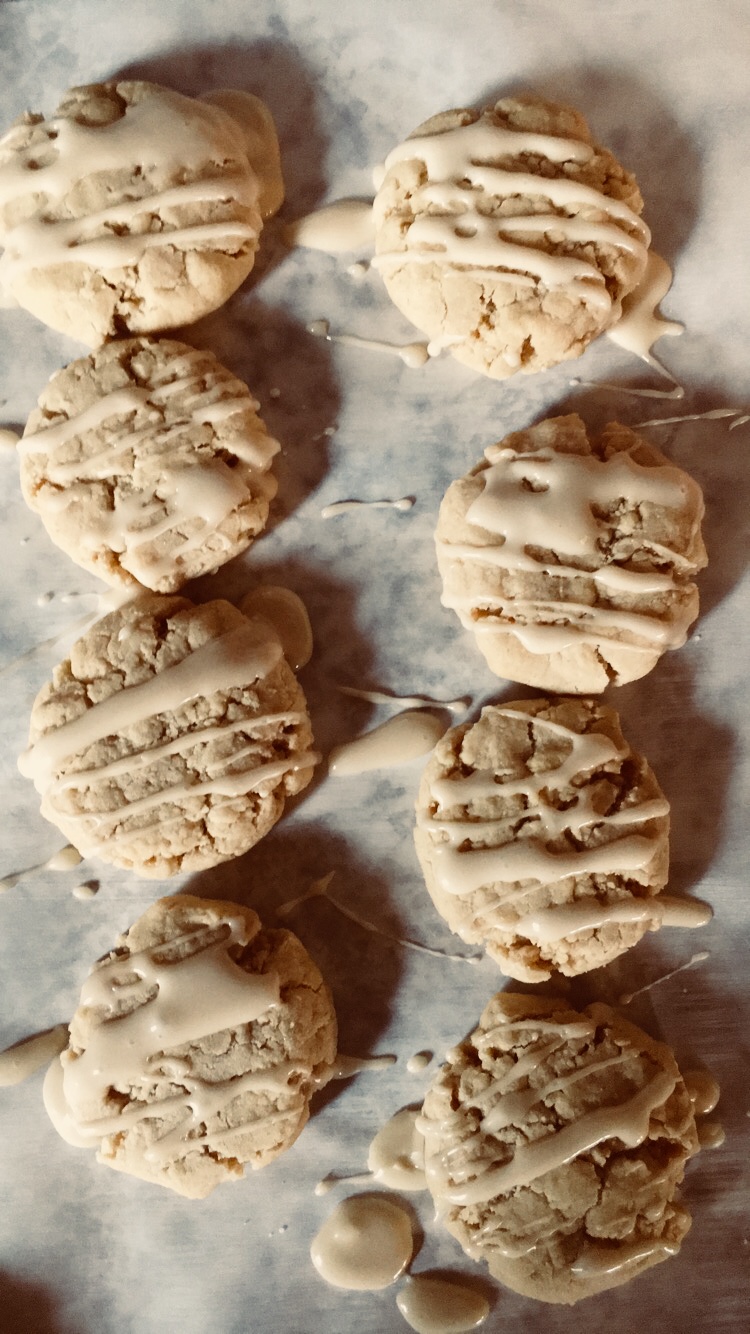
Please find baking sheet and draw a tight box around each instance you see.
[1,2,748,1331]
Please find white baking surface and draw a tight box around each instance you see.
[0,2,748,1331]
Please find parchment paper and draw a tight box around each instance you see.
[0,3,747,1331]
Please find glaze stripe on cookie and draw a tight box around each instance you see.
[438,442,703,656]
[20,349,276,471]
[373,117,649,315]
[424,1066,675,1205]
[19,619,283,787]
[49,711,307,792]
[420,707,667,900]
[0,93,259,286]
[55,754,319,860]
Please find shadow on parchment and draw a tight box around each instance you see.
[0,1271,64,1334]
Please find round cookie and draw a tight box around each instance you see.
[372,95,649,379]
[0,81,266,345]
[436,414,706,692]
[415,698,674,981]
[18,338,280,593]
[419,991,700,1304]
[19,594,317,876]
[44,894,337,1198]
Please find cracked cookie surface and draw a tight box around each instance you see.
[373,95,648,379]
[20,594,317,876]
[436,413,706,692]
[0,80,264,345]
[419,991,699,1303]
[44,894,337,1198]
[414,698,670,979]
[19,337,279,593]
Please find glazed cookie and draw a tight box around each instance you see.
[419,992,700,1304]
[19,338,279,593]
[436,414,706,692]
[413,698,708,981]
[19,594,317,876]
[44,895,337,1198]
[372,95,649,378]
[0,81,269,345]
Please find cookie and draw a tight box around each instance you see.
[372,95,649,378]
[19,594,317,876]
[0,81,266,345]
[419,992,700,1304]
[415,698,674,980]
[19,338,279,593]
[199,89,284,221]
[436,414,706,692]
[44,894,337,1198]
